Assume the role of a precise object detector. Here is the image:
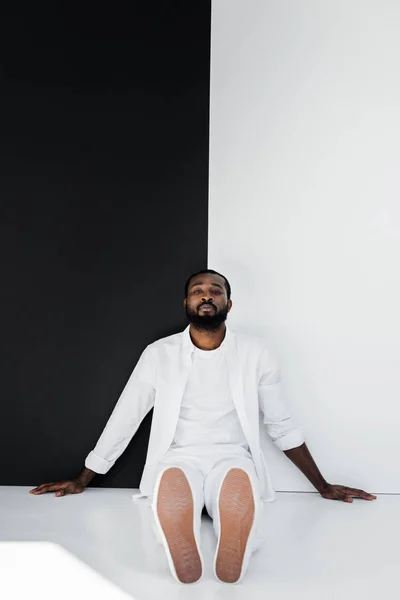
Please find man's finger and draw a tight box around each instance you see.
[362,492,377,499]
[33,481,55,492]
[31,484,60,494]
[30,483,55,492]
[359,492,377,500]
[346,488,377,500]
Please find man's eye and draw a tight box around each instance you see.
[193,288,221,294]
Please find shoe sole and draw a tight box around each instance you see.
[215,468,255,583]
[156,467,202,584]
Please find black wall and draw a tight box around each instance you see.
[0,4,211,487]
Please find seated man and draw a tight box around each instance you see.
[30,268,376,584]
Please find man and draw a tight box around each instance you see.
[30,269,376,584]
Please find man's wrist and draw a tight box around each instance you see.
[75,467,96,488]
[317,480,330,494]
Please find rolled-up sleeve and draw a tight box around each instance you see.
[85,345,156,474]
[258,348,305,451]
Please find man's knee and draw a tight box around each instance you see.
[219,467,255,502]
[155,466,190,497]
[219,467,256,495]
[153,464,203,508]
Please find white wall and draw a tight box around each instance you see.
[209,0,400,493]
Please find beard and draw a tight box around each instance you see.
[185,302,229,332]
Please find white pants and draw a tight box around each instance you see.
[148,448,265,551]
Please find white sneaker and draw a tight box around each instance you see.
[152,467,203,584]
[213,468,256,584]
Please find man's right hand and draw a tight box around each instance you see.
[29,479,85,497]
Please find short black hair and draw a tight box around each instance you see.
[184,269,231,299]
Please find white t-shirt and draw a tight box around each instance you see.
[167,344,251,458]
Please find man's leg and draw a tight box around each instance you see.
[151,462,204,584]
[204,456,262,584]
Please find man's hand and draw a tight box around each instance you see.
[29,479,85,497]
[320,483,377,502]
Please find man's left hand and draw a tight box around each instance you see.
[320,484,377,502]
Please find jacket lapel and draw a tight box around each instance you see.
[223,343,252,447]
[156,347,192,455]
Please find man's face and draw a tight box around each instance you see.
[184,273,232,331]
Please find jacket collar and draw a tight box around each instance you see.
[181,322,235,356]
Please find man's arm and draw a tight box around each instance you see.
[85,345,156,474]
[258,348,376,502]
[30,346,156,497]
[283,442,377,502]
[257,348,305,452]
[282,442,327,493]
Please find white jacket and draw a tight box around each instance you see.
[85,324,305,502]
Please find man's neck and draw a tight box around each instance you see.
[189,324,226,351]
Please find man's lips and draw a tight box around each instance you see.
[199,304,215,311]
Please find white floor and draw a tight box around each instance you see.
[1,486,398,600]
